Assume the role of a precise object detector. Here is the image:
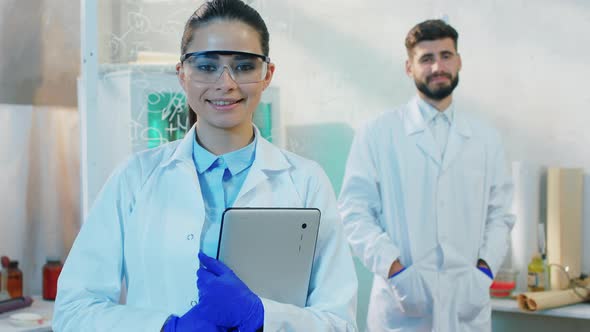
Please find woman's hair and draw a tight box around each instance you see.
[181,0,269,56]
[181,0,271,128]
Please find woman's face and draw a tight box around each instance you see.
[177,20,275,133]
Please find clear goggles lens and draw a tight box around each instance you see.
[182,51,269,84]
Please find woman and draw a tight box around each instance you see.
[53,0,357,331]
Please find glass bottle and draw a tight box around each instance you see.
[0,256,10,300]
[527,254,545,292]
[43,257,63,300]
[6,260,23,298]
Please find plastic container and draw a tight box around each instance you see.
[490,269,517,297]
[42,257,63,300]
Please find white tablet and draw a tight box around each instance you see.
[216,208,321,307]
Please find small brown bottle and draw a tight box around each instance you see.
[6,261,23,298]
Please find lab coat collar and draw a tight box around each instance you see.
[404,96,473,170]
[403,95,471,138]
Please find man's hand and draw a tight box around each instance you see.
[388,259,406,278]
[477,259,490,269]
[195,252,264,332]
[477,259,493,279]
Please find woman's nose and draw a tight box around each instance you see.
[215,67,238,90]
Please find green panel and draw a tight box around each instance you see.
[285,123,354,194]
[355,257,373,331]
[285,123,373,329]
[253,102,272,142]
[146,92,187,148]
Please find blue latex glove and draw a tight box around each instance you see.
[195,252,264,332]
[478,266,494,280]
[162,313,226,332]
[389,266,407,279]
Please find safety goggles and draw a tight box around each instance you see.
[180,50,271,84]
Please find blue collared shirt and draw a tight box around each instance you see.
[417,96,455,160]
[192,132,257,257]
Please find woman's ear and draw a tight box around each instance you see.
[176,62,187,91]
[262,62,276,90]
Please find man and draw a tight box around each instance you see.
[339,19,515,331]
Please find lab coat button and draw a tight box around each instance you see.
[190,300,197,306]
[187,234,194,241]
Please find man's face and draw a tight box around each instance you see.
[406,38,461,101]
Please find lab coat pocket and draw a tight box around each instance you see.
[457,267,492,321]
[387,266,432,318]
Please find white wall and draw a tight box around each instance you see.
[0,105,80,295]
[0,0,79,106]
[256,0,589,160]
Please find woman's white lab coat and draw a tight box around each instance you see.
[53,127,358,332]
[339,97,515,332]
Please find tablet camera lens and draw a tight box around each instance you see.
[302,223,307,229]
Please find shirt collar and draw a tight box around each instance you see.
[161,124,291,171]
[416,95,454,125]
[192,130,257,176]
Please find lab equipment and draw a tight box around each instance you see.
[0,256,9,300]
[490,269,517,297]
[217,208,320,307]
[537,224,549,291]
[6,261,23,298]
[8,312,45,328]
[42,257,63,300]
[0,296,33,314]
[528,254,545,292]
[180,50,270,84]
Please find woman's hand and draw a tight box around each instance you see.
[195,252,264,332]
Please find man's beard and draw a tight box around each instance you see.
[415,73,459,100]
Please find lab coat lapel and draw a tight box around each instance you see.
[159,125,206,222]
[441,109,472,172]
[235,133,291,204]
[404,98,442,168]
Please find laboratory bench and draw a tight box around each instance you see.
[0,296,53,332]
[491,298,590,332]
[1,295,589,331]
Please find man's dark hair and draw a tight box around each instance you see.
[405,19,458,57]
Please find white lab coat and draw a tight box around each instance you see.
[339,97,515,332]
[53,126,358,332]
